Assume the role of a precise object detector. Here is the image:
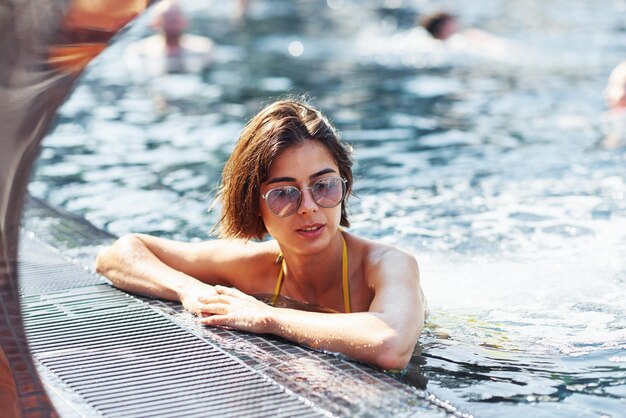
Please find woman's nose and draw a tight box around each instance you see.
[298,188,318,214]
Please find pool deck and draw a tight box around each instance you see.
[18,197,460,417]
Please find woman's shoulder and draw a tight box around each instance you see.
[345,232,418,287]
[345,232,416,264]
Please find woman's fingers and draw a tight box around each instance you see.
[197,294,231,304]
[214,285,231,294]
[199,301,230,314]
[194,291,247,317]
[196,314,230,326]
[181,284,218,315]
[188,286,270,333]
[214,285,255,300]
[197,287,244,304]
[190,287,260,323]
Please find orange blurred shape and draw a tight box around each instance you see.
[48,0,149,74]
[48,43,108,74]
[0,348,20,418]
[62,0,149,31]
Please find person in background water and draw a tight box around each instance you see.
[95,99,426,371]
[602,61,626,148]
[125,0,214,75]
[235,0,251,20]
[605,61,626,112]
[420,11,459,41]
[419,10,508,54]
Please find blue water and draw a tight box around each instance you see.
[31,1,626,416]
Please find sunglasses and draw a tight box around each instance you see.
[261,176,347,217]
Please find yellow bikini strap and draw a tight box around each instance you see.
[271,255,285,306]
[341,232,350,313]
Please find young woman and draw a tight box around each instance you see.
[95,99,425,370]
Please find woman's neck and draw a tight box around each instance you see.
[279,232,344,300]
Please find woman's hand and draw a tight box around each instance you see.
[179,282,218,316]
[195,285,273,334]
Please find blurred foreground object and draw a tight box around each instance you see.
[0,0,150,415]
[0,349,20,417]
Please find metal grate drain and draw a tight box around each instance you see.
[19,238,328,418]
[18,237,103,295]
[22,287,326,418]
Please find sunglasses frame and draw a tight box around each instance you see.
[260,177,347,217]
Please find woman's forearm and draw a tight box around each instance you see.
[196,285,422,370]
[265,308,419,370]
[95,234,207,302]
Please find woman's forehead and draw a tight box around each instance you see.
[267,141,338,178]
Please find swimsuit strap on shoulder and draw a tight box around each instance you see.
[271,232,351,313]
[271,256,285,306]
[341,232,351,313]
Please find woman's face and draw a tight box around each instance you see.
[259,140,343,255]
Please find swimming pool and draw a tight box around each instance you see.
[31,0,626,416]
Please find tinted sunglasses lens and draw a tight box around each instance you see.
[312,177,344,207]
[267,187,300,217]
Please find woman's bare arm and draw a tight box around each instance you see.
[94,234,270,314]
[196,249,424,370]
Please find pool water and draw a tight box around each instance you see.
[31,0,626,416]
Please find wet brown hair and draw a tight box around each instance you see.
[218,98,354,240]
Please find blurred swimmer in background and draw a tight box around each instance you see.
[602,61,626,148]
[419,11,510,58]
[420,11,459,41]
[125,0,215,75]
[420,11,503,45]
[605,61,626,112]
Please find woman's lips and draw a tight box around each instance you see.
[296,224,325,238]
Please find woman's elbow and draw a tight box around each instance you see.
[95,234,140,277]
[371,332,416,371]
[95,244,114,276]
[94,248,107,276]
